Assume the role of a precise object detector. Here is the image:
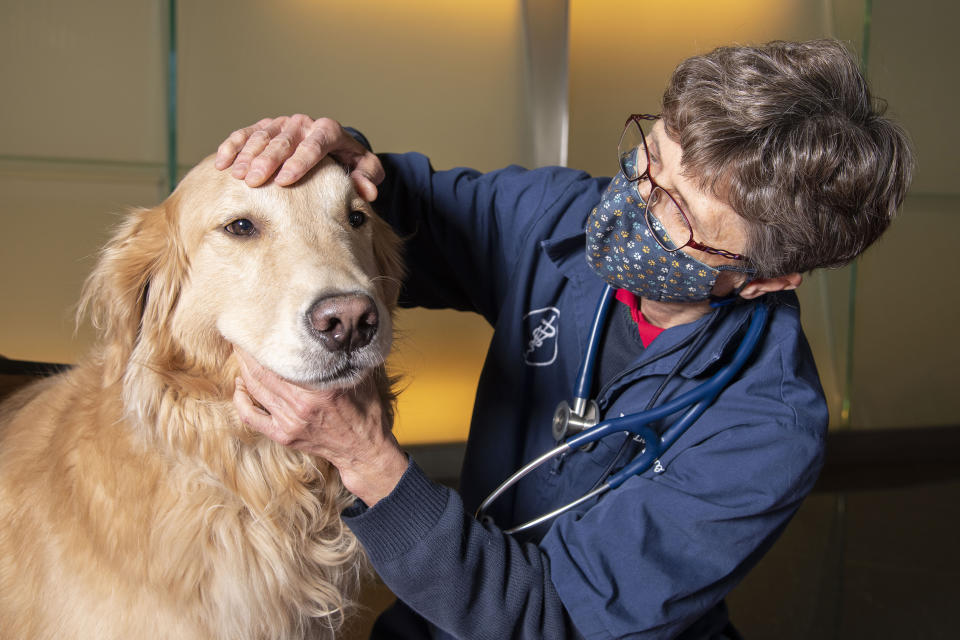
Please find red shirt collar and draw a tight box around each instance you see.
[614,289,665,348]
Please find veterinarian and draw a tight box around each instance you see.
[221,40,912,639]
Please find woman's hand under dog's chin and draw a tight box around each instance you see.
[232,348,408,506]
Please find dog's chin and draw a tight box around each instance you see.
[265,356,375,392]
[237,340,385,392]
[299,344,386,390]
[297,364,369,391]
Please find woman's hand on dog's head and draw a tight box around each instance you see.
[232,348,408,506]
[215,114,384,202]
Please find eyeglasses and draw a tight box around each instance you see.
[618,114,745,261]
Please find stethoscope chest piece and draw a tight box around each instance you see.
[552,399,599,450]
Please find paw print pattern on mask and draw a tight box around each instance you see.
[585,172,726,303]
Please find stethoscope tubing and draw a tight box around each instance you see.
[476,295,770,534]
[571,284,616,415]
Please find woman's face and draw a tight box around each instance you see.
[641,121,751,296]
[645,121,749,269]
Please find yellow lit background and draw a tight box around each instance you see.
[1,0,956,444]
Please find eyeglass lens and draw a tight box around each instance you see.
[617,119,691,251]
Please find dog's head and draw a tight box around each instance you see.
[80,156,403,394]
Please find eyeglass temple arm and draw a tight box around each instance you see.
[686,238,745,261]
[623,113,660,128]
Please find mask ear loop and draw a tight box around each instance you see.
[710,264,757,307]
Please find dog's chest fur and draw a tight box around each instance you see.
[0,362,360,640]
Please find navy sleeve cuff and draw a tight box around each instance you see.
[342,457,450,564]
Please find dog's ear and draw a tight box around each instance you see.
[78,202,187,379]
[370,214,405,310]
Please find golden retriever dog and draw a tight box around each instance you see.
[0,156,403,639]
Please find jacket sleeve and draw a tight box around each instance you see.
[343,334,827,640]
[343,461,585,639]
[373,152,592,324]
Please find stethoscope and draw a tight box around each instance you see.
[476,284,770,534]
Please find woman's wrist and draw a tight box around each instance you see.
[337,438,409,506]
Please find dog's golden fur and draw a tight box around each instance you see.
[0,157,404,639]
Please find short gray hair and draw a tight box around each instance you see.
[661,39,914,277]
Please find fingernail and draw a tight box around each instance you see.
[246,170,264,183]
[276,169,293,183]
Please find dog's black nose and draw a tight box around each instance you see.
[308,293,379,353]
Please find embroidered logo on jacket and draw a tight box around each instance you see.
[523,306,560,366]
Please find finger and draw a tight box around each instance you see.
[231,118,287,179]
[215,129,250,170]
[245,116,310,186]
[274,117,340,185]
[230,130,275,179]
[351,172,379,202]
[216,118,277,171]
[234,379,301,447]
[236,349,304,408]
[215,122,261,170]
[237,353,329,430]
[233,378,282,440]
[235,118,290,184]
[336,143,384,202]
[233,377,270,419]
[333,148,384,202]
[275,136,325,186]
[236,353,288,415]
[354,151,385,187]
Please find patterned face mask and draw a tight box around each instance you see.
[585,171,753,303]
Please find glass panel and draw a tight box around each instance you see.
[0,169,166,363]
[848,0,960,429]
[4,0,951,440]
[0,1,168,363]
[0,1,166,163]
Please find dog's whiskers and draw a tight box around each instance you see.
[370,275,402,287]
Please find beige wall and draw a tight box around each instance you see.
[1,0,956,442]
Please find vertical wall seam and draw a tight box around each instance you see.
[841,0,872,428]
[522,0,570,168]
[166,0,178,193]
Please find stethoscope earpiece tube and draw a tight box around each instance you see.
[477,298,770,535]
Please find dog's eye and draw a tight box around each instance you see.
[224,218,257,236]
[348,210,367,228]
